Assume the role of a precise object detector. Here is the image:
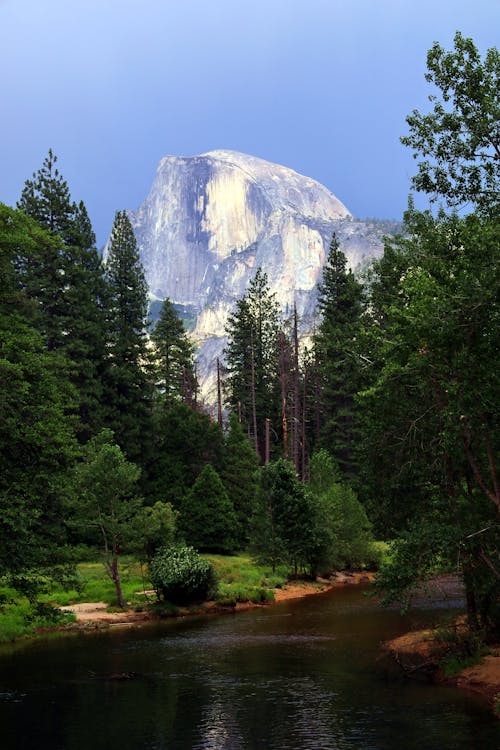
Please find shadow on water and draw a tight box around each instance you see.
[0,585,497,749]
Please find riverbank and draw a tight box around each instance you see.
[381,577,500,716]
[59,571,375,629]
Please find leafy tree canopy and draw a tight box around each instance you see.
[72,429,142,607]
[402,31,499,214]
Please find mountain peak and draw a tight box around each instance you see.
[122,151,385,403]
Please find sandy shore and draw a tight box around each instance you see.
[383,622,500,714]
[60,571,375,627]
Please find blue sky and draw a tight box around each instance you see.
[1,0,498,244]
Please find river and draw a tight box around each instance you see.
[0,585,497,749]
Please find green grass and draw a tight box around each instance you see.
[0,552,290,642]
[0,586,76,643]
[440,652,484,677]
[432,622,491,677]
[14,554,286,613]
[39,556,152,608]
[203,553,287,605]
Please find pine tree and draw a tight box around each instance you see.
[224,268,280,460]
[104,210,152,463]
[313,234,364,480]
[17,151,108,440]
[151,297,196,405]
[17,149,75,242]
[221,413,260,546]
[0,205,78,586]
[145,402,224,507]
[179,465,238,553]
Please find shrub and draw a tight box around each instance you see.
[150,545,217,605]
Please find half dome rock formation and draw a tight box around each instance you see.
[117,150,392,403]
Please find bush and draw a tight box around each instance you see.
[150,545,217,605]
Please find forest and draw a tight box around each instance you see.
[0,32,498,643]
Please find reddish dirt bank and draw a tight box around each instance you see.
[59,571,375,627]
[382,621,500,714]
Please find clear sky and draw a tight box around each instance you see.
[1,0,498,245]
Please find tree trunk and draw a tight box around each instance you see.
[301,367,308,481]
[216,358,223,426]
[111,554,125,609]
[293,304,300,475]
[462,561,480,631]
[279,331,288,458]
[250,335,259,459]
[314,362,321,444]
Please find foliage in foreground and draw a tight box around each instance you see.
[359,32,499,636]
[0,586,75,643]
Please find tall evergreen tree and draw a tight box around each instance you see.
[145,402,224,507]
[0,205,78,587]
[17,151,108,440]
[179,465,238,554]
[225,268,280,460]
[151,297,196,405]
[313,234,364,480]
[104,210,152,463]
[17,149,75,243]
[221,413,260,546]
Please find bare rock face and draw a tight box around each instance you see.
[120,150,391,404]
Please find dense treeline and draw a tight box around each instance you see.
[0,33,498,636]
[0,152,379,609]
[222,32,499,636]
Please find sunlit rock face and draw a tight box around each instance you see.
[125,150,388,404]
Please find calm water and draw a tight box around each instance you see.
[0,586,497,749]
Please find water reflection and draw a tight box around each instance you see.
[0,586,497,750]
[195,698,244,750]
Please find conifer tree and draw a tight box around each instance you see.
[250,459,314,573]
[17,151,108,440]
[104,210,152,463]
[146,403,224,507]
[18,149,75,242]
[313,234,364,480]
[225,268,280,460]
[179,465,238,553]
[151,297,196,404]
[0,205,78,586]
[221,413,260,546]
